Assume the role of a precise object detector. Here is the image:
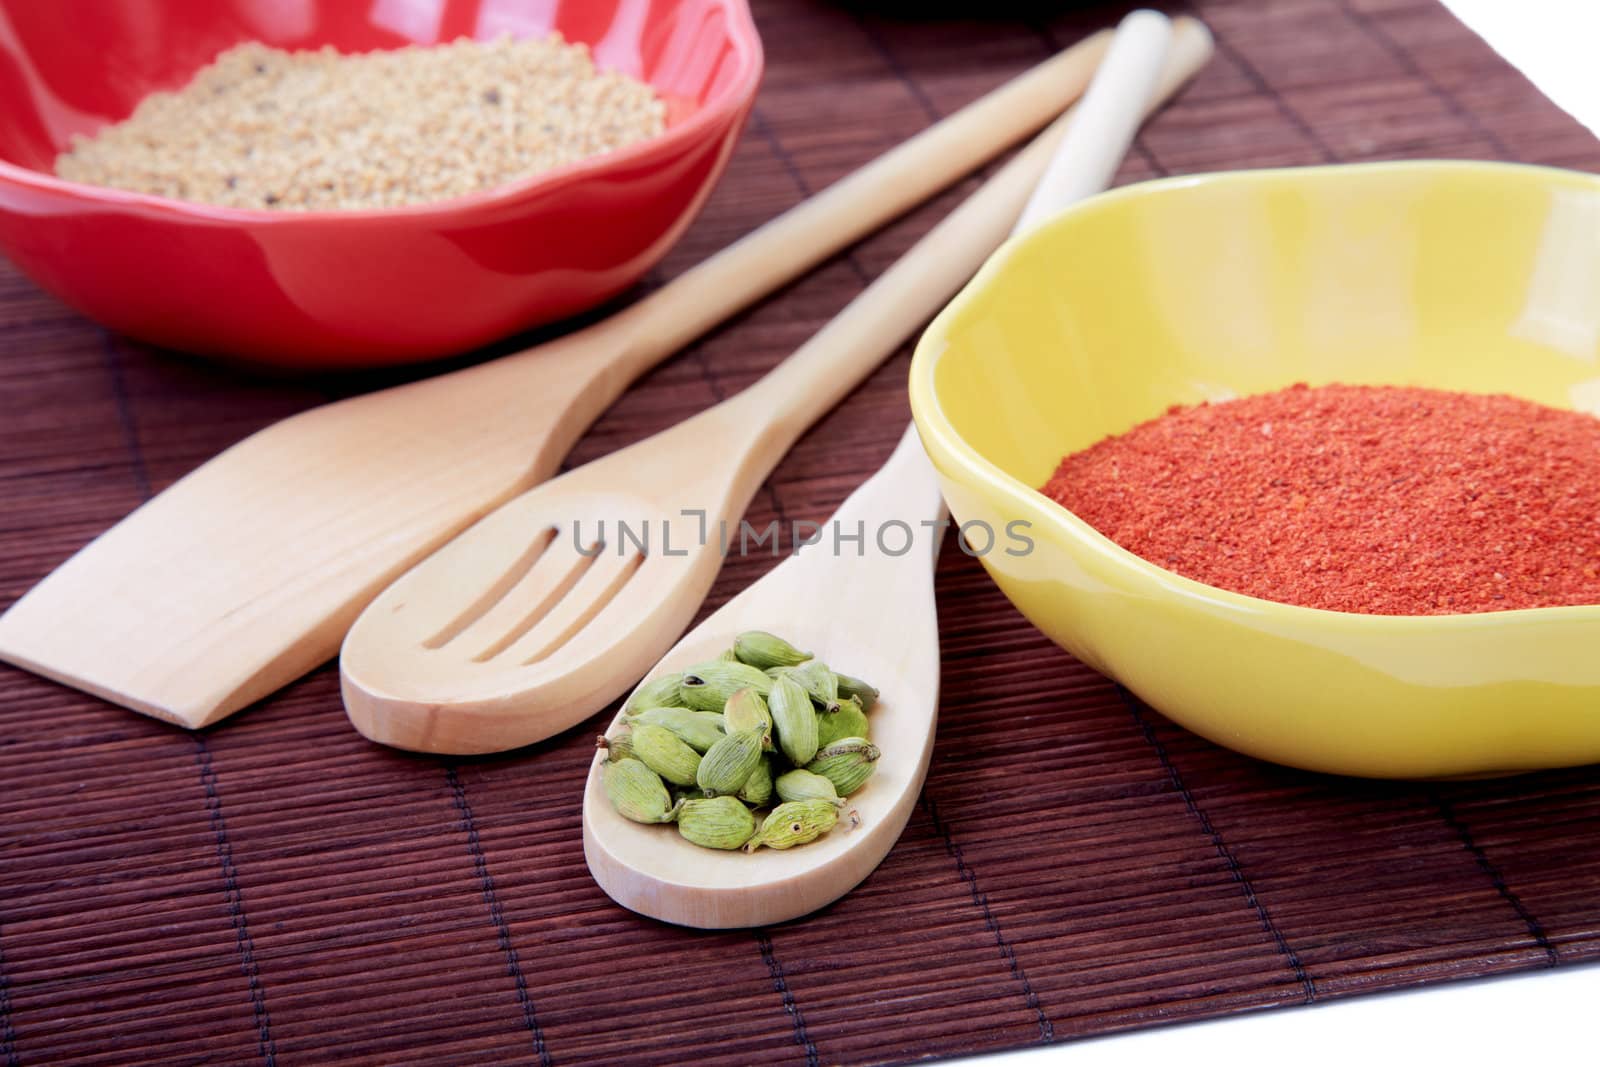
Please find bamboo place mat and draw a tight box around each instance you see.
[3,0,1599,1063]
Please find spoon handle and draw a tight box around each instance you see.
[1017,9,1175,232]
[886,12,1178,571]
[718,17,1213,473]
[598,33,1116,381]
[840,12,1182,579]
[835,423,951,563]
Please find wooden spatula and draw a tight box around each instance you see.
[0,38,1114,728]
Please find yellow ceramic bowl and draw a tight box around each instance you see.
[910,161,1600,779]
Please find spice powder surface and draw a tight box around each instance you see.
[1041,383,1600,615]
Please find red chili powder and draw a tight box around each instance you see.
[1041,383,1600,615]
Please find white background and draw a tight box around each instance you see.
[1444,0,1600,136]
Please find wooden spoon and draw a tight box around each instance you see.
[585,427,946,928]
[582,9,1198,929]
[340,15,1212,757]
[0,38,1114,729]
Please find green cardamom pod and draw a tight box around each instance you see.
[722,686,773,749]
[629,722,702,787]
[805,737,879,796]
[744,799,840,852]
[603,758,680,824]
[718,647,740,662]
[738,756,774,806]
[786,660,841,713]
[773,768,844,808]
[624,707,726,753]
[732,631,813,670]
[835,672,879,712]
[596,731,635,763]
[815,697,869,748]
[677,796,757,850]
[680,661,773,711]
[624,672,685,715]
[769,673,819,767]
[696,728,765,797]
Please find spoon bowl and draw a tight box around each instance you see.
[583,431,944,928]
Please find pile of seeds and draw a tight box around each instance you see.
[55,36,667,211]
[600,632,881,852]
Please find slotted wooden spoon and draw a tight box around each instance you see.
[583,9,1200,929]
[0,38,1114,729]
[340,15,1212,756]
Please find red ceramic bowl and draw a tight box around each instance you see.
[0,0,762,367]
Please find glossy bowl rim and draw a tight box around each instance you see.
[910,158,1600,631]
[0,0,763,224]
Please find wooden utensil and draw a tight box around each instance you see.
[340,16,1213,756]
[583,9,1196,929]
[587,429,946,929]
[0,38,1117,729]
